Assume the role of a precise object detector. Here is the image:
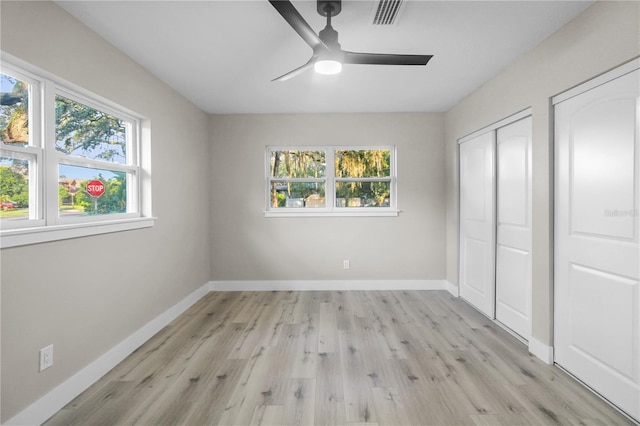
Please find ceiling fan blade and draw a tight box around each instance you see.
[272,58,315,82]
[269,0,327,50]
[343,51,433,66]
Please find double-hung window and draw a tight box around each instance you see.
[265,146,397,217]
[1,66,40,227]
[53,91,138,222]
[1,58,151,247]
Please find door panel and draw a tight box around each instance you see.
[464,238,490,295]
[570,98,637,239]
[459,132,495,318]
[496,245,529,322]
[497,136,528,226]
[495,117,532,340]
[569,264,637,379]
[555,69,639,420]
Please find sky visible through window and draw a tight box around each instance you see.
[1,74,15,92]
[0,73,25,95]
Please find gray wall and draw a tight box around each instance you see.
[209,113,446,281]
[445,1,640,346]
[0,1,211,421]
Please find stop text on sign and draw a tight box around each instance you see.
[86,180,105,198]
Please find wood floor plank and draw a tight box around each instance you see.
[370,387,411,426]
[43,290,635,426]
[231,292,267,323]
[177,358,248,426]
[361,294,409,360]
[334,291,357,331]
[57,381,135,426]
[338,329,378,424]
[314,352,347,426]
[217,345,275,425]
[349,317,403,389]
[291,300,319,379]
[282,378,316,425]
[318,302,337,353]
[250,405,285,426]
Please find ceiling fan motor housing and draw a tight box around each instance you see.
[317,0,341,17]
[319,25,341,50]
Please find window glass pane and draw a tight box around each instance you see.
[336,181,390,207]
[335,149,391,178]
[0,157,30,221]
[270,150,325,178]
[270,181,325,208]
[59,164,127,217]
[56,95,127,164]
[1,74,29,147]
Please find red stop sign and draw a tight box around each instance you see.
[86,180,105,198]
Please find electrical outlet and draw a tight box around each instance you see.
[343,259,350,270]
[40,344,53,371]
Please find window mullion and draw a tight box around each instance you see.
[28,141,44,222]
[335,177,392,182]
[326,148,335,211]
[126,169,135,214]
[391,147,397,211]
[43,79,59,225]
[268,177,325,183]
[57,157,136,174]
[126,121,136,167]
[132,121,142,214]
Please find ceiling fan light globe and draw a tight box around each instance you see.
[314,59,342,75]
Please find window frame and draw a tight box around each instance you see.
[0,55,153,248]
[265,145,398,217]
[50,86,141,225]
[0,63,45,228]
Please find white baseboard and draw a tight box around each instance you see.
[445,280,459,297]
[4,282,211,426]
[528,336,554,365]
[209,279,448,292]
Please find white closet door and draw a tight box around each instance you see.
[555,68,639,420]
[495,117,532,340]
[459,131,496,318]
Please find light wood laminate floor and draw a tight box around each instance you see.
[44,291,633,425]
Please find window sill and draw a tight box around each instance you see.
[0,217,156,248]
[264,210,400,218]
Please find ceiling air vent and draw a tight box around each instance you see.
[371,0,405,25]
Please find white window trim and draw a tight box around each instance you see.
[0,217,155,248]
[0,53,154,248]
[264,145,399,218]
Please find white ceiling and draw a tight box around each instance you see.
[56,0,593,114]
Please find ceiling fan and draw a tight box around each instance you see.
[269,0,433,81]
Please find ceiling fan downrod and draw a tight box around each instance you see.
[318,0,341,50]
